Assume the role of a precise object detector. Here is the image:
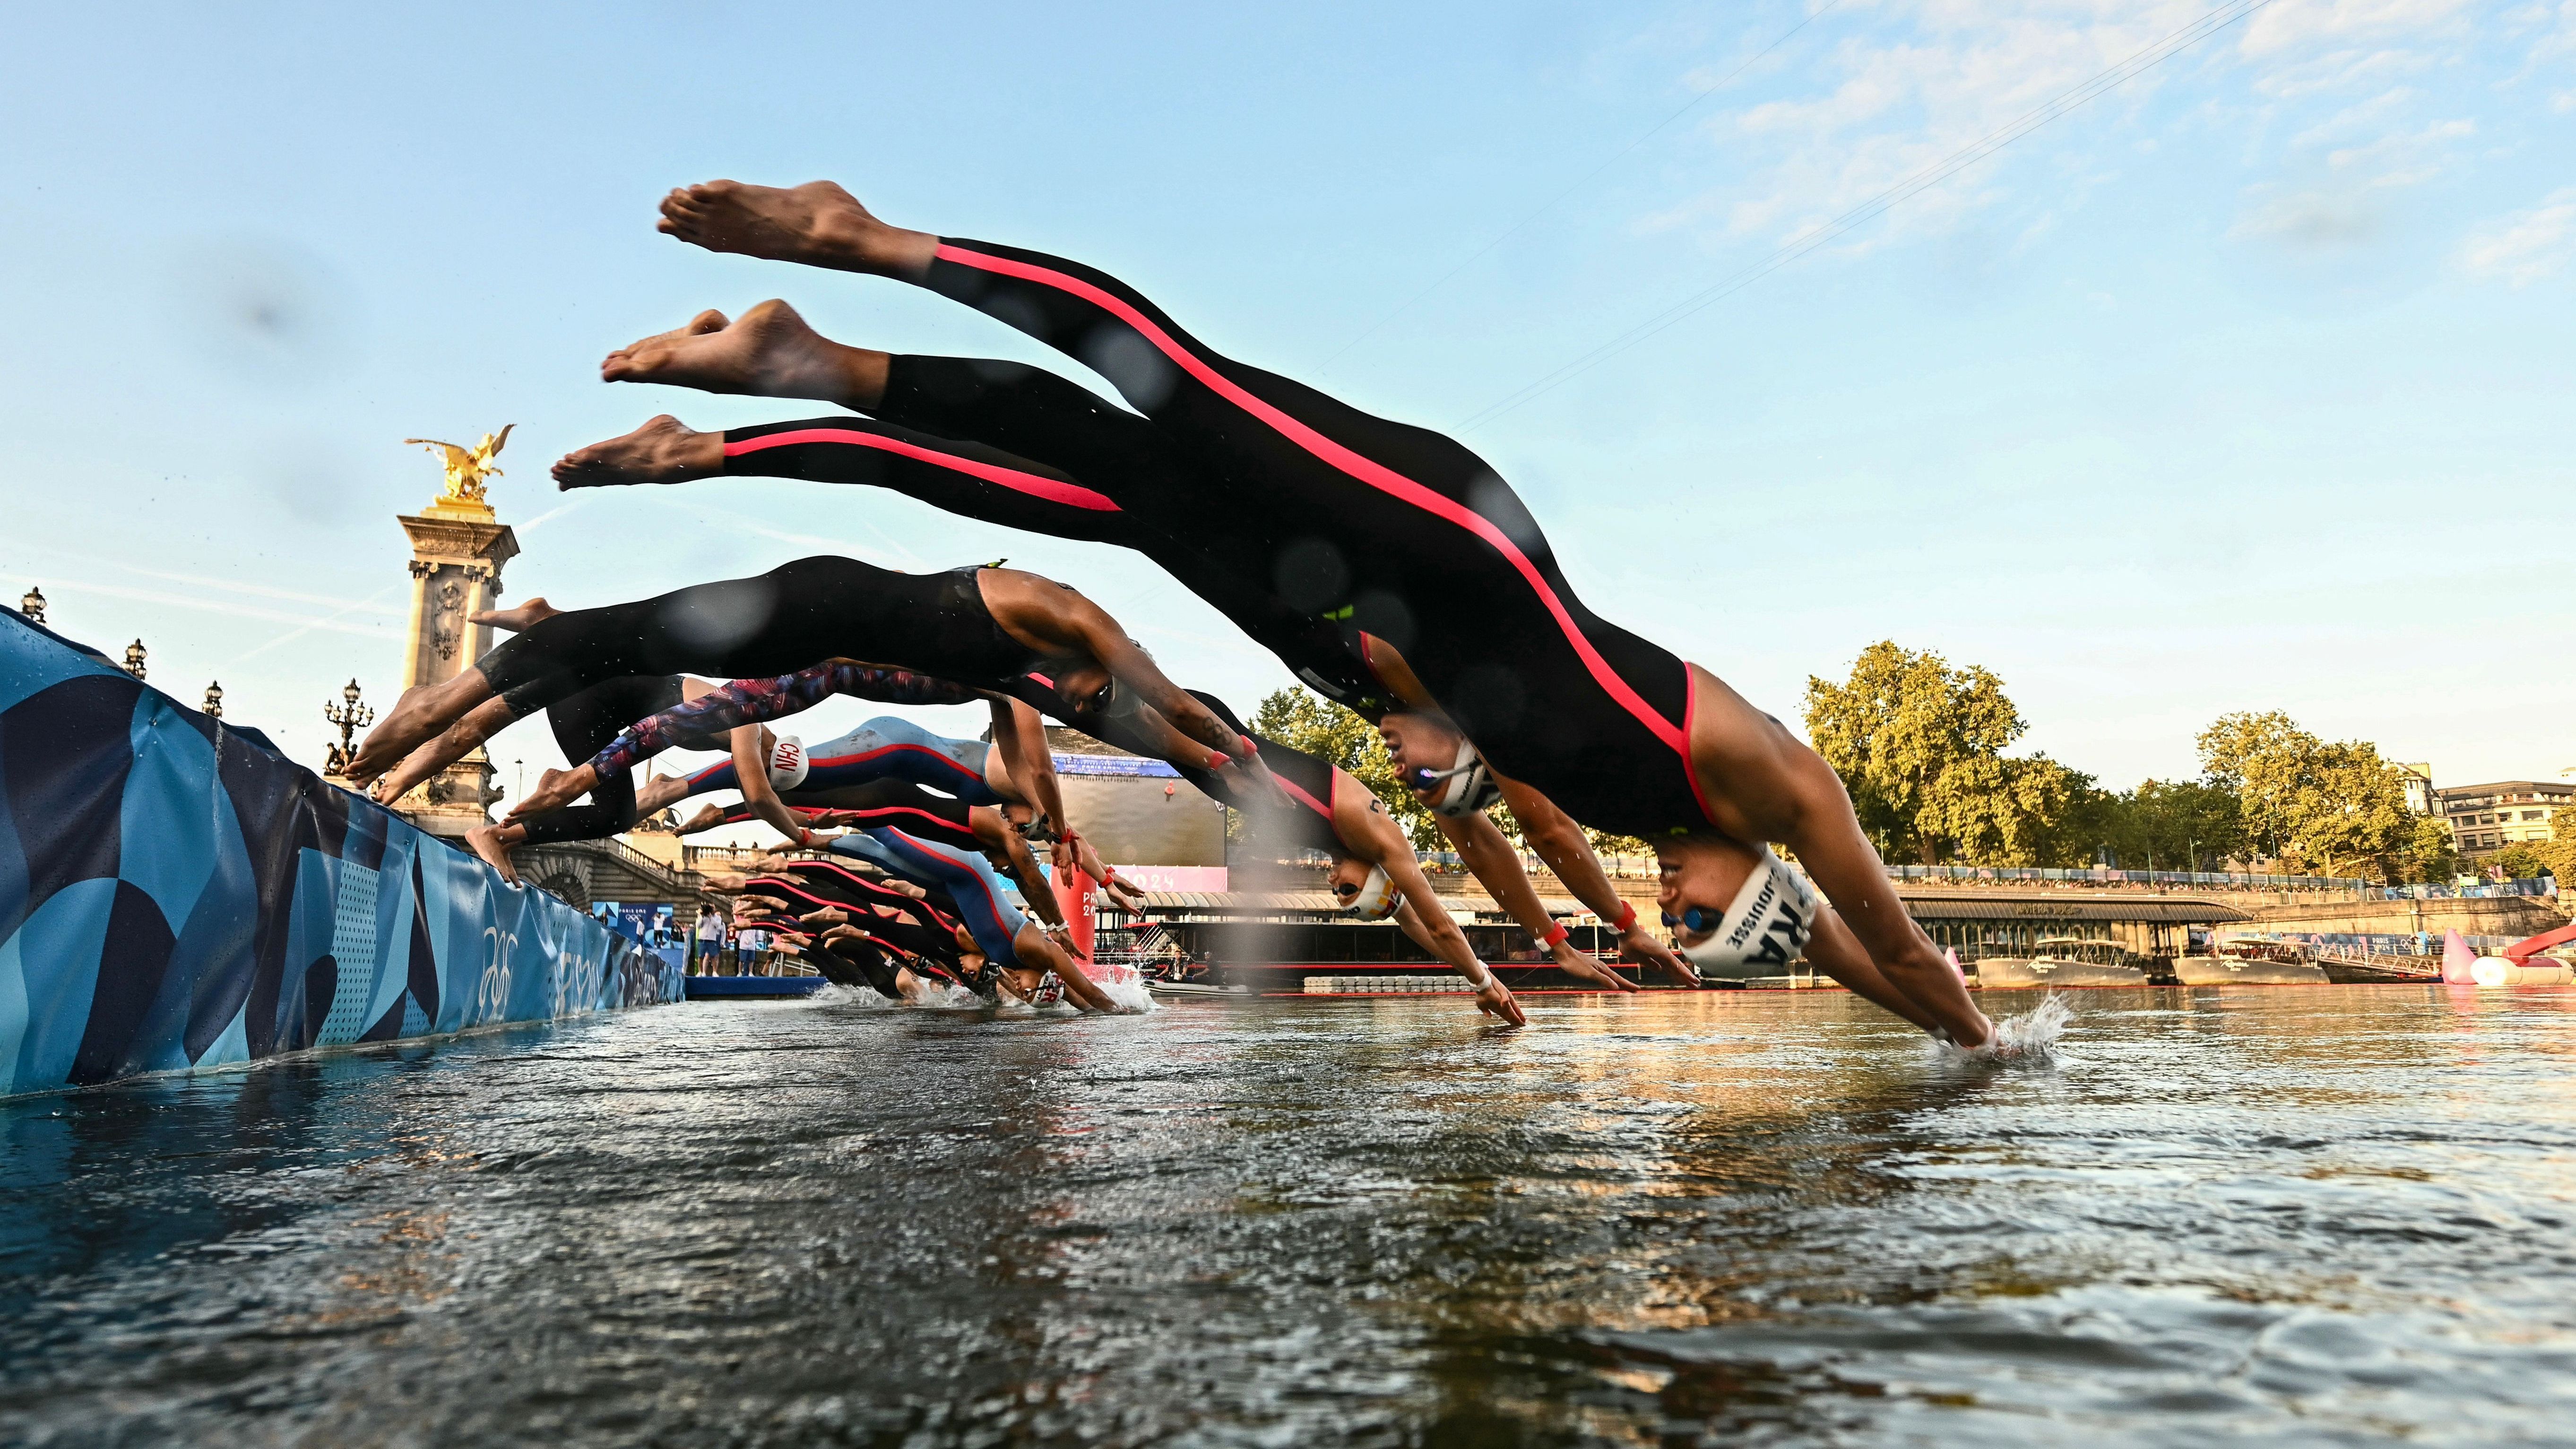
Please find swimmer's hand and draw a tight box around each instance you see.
[1620,923,1700,986]
[1042,922,1089,962]
[1099,873,1151,913]
[1552,942,1639,992]
[1474,977,1526,1027]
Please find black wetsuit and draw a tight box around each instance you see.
[897,238,1712,838]
[720,369,1386,713]
[473,559,1046,723]
[513,674,686,845]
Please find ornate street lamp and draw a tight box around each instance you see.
[322,679,375,777]
[121,639,147,681]
[17,585,43,623]
[203,681,225,719]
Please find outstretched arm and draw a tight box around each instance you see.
[1363,824,1522,1027]
[990,698,1071,840]
[1080,624,1253,762]
[990,827,1068,931]
[1494,776,1694,985]
[1436,810,1636,992]
[730,725,823,847]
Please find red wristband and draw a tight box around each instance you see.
[1227,733,1258,760]
[1612,901,1637,933]
[1539,921,1571,947]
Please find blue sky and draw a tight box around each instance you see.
[3,0,2570,803]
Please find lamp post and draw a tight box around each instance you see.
[121,639,147,681]
[17,586,43,623]
[203,681,224,719]
[322,679,374,777]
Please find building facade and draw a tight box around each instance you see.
[2434,779,2572,862]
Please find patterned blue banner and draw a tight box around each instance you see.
[0,609,682,1098]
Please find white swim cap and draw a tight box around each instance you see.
[1672,849,1817,978]
[766,733,809,791]
[1411,739,1502,819]
[1344,864,1400,920]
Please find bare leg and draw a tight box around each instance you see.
[468,597,561,633]
[551,415,726,490]
[600,300,886,407]
[346,667,495,786]
[371,694,519,803]
[465,821,527,884]
[656,180,937,281]
[633,774,690,816]
[510,764,600,819]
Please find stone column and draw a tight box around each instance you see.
[391,491,520,840]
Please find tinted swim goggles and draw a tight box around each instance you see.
[1662,906,1724,933]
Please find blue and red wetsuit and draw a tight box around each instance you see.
[584,663,981,781]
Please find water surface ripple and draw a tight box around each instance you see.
[4,986,2574,1446]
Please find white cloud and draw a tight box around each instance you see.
[1653,0,2483,262]
[2238,0,2477,58]
[2459,187,2576,284]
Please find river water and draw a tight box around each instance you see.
[4,985,2573,1447]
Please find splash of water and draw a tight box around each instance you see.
[1097,975,1160,1014]
[1929,994,2072,1067]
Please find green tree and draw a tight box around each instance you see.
[2195,712,2418,880]
[2195,711,2316,858]
[1803,642,2086,866]
[2101,777,2246,872]
[2488,842,2549,880]
[2390,814,2459,885]
[2534,815,2576,883]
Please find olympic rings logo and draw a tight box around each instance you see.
[472,927,518,1025]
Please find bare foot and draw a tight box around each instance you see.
[676,803,728,836]
[469,597,561,633]
[345,673,488,785]
[509,764,598,818]
[633,774,689,816]
[600,299,881,406]
[656,179,934,279]
[368,742,448,805]
[466,823,523,884]
[551,416,725,490]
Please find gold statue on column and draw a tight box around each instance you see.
[404,425,514,509]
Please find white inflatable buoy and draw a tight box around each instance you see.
[2471,957,2576,986]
